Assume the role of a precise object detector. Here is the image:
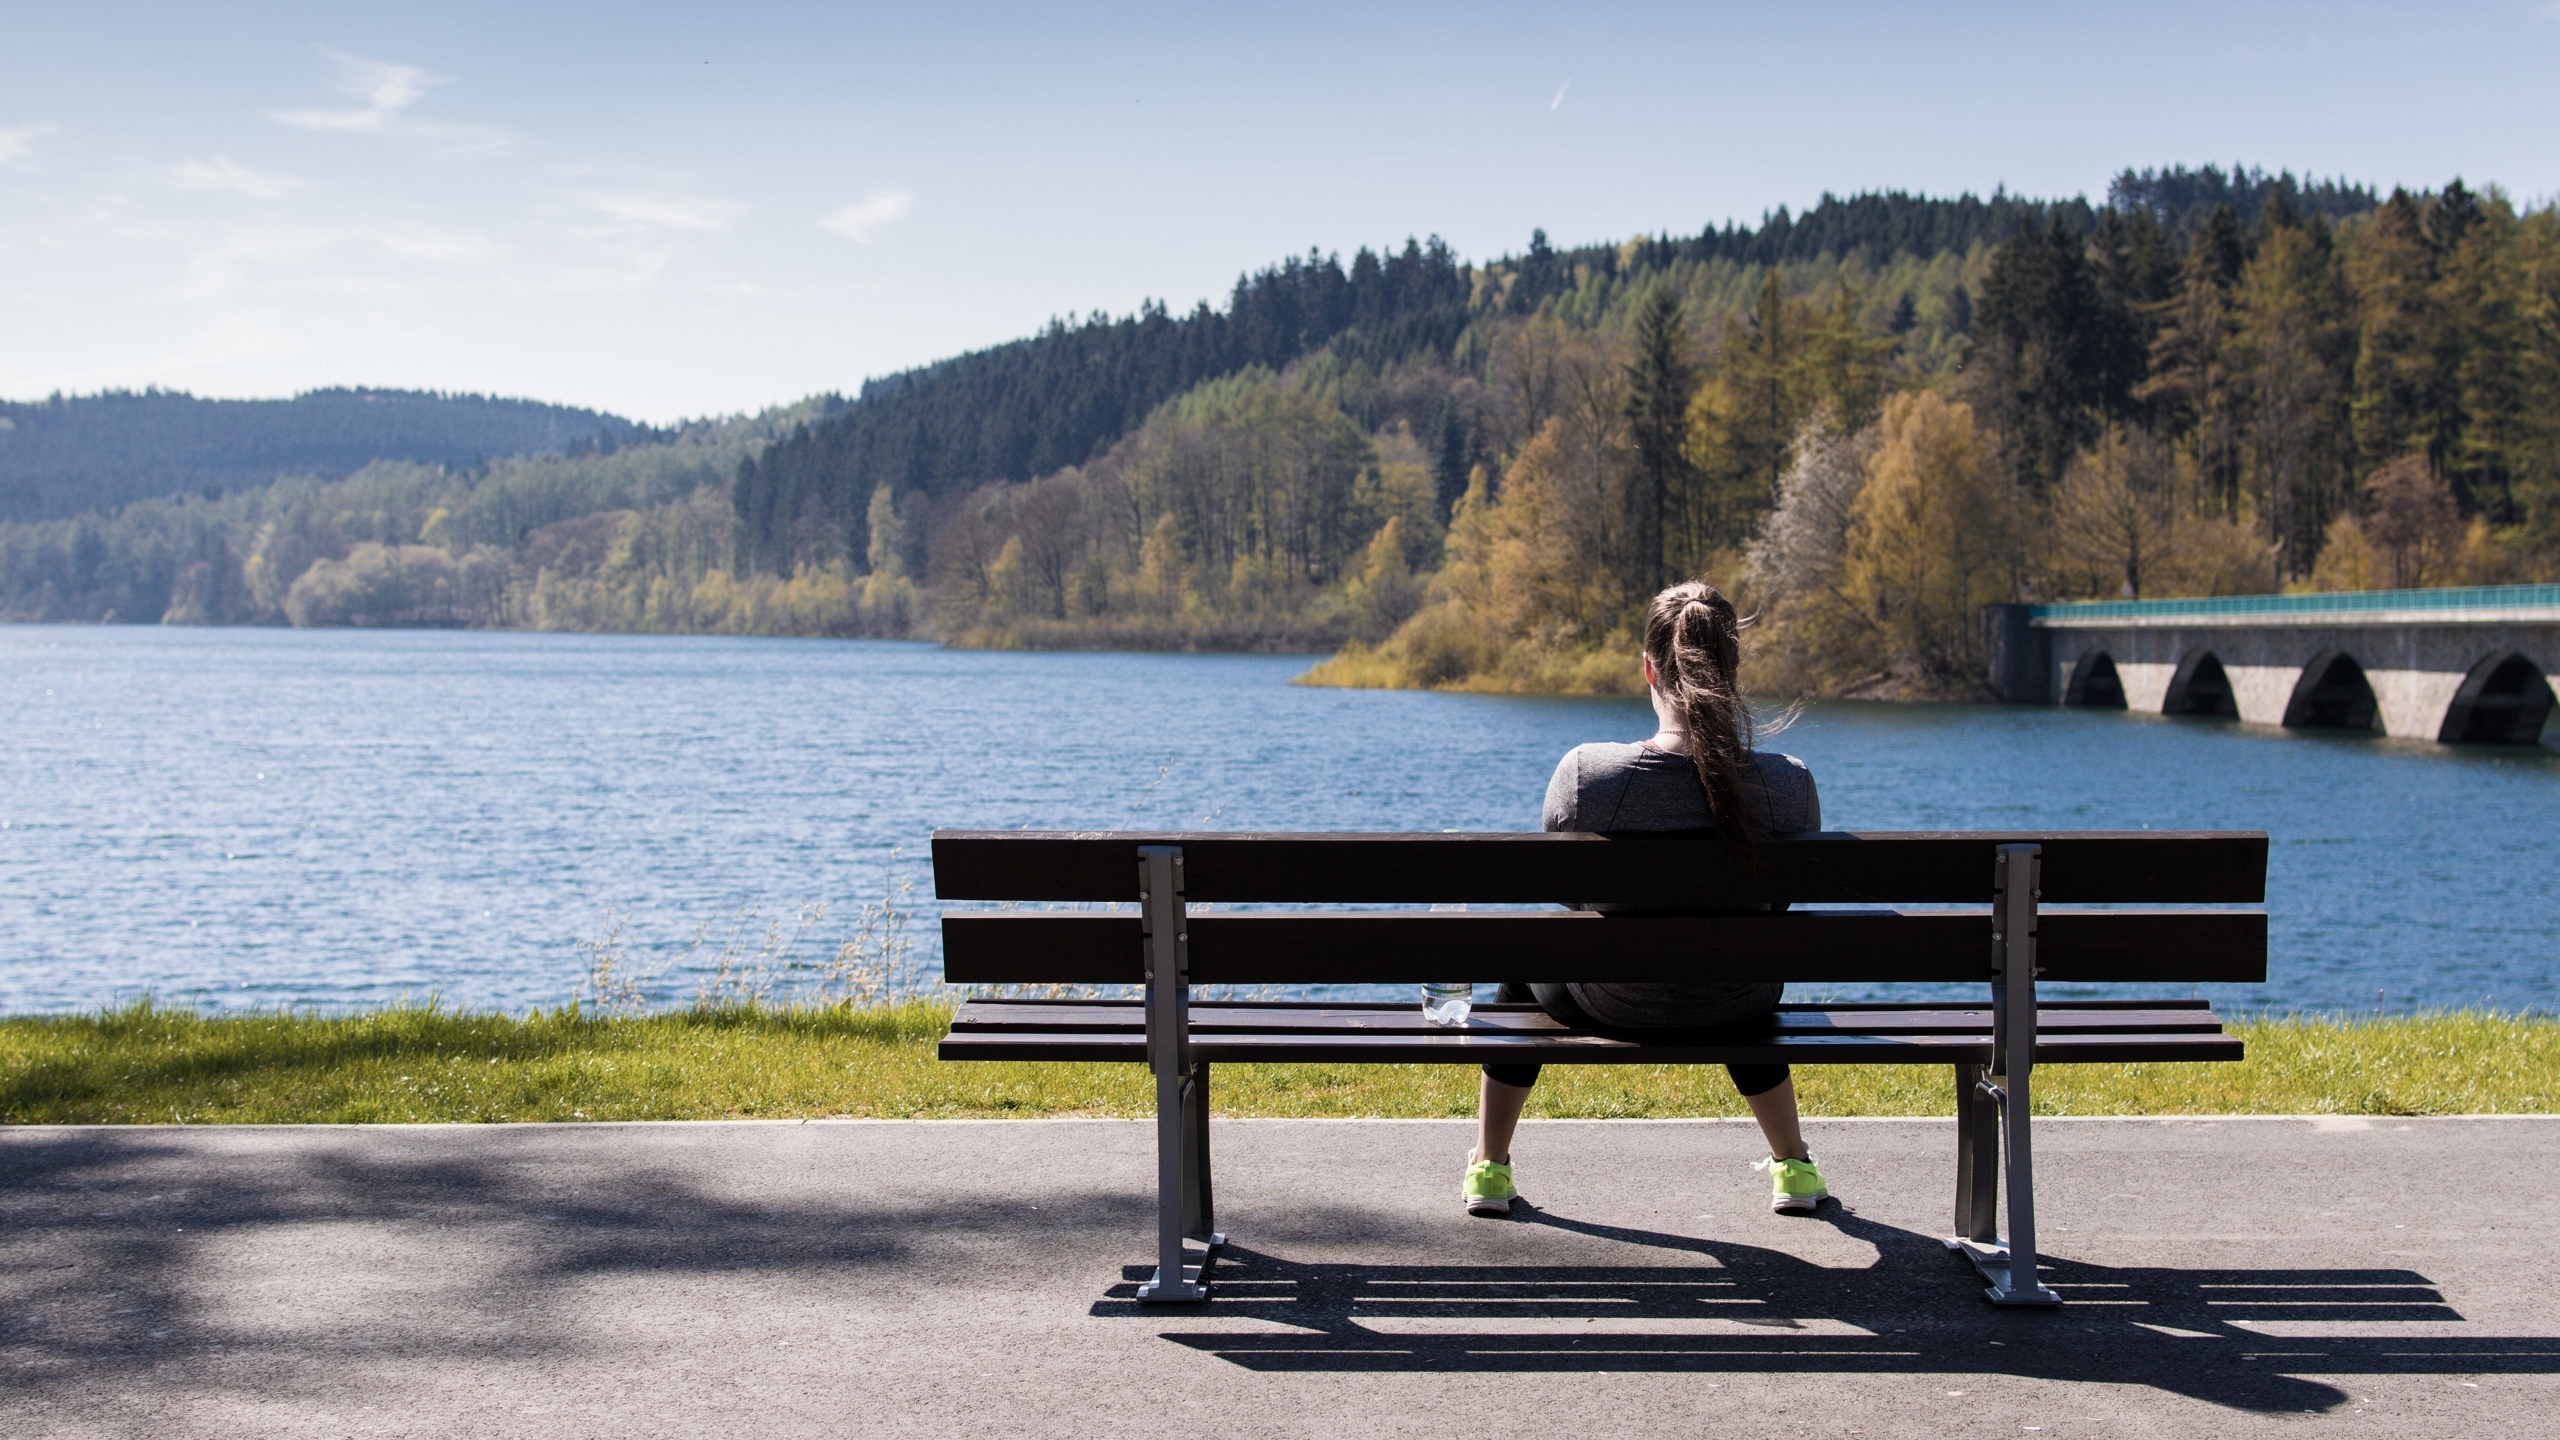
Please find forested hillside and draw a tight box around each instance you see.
[0,388,639,523]
[733,192,2076,574]
[9,162,2551,702]
[0,403,834,629]
[1309,173,2556,697]
[730,164,2382,575]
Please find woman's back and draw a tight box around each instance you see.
[1542,743,1820,837]
[1535,742,1821,1030]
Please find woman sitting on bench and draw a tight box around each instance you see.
[1465,579,1831,1218]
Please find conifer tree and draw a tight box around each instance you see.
[2138,206,2249,516]
[2346,191,2446,477]
[1965,220,2119,494]
[1623,289,1698,589]
[2228,206,2354,569]
[1431,406,1473,522]
[2087,208,2180,419]
[2437,192,2534,523]
[1681,272,1814,554]
[1799,284,1893,435]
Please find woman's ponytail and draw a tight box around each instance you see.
[1643,581,1759,844]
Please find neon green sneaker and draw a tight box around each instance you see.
[1758,1155,1828,1214]
[1463,1156,1517,1217]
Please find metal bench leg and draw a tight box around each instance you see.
[1992,1019,2059,1305]
[1946,844,2063,1306]
[1135,845,1214,1303]
[1953,1062,1998,1244]
[1182,1059,1219,1245]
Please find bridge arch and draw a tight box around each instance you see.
[2065,649,2127,708]
[2163,649,2239,717]
[2437,651,2556,745]
[2282,649,2380,731]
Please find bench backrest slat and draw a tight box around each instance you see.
[930,830,2268,905]
[940,910,2268,986]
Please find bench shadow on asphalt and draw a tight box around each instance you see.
[1106,1202,2558,1414]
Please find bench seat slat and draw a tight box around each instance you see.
[940,909,2268,986]
[946,1001,2231,1037]
[931,829,2269,904]
[936,1028,2244,1066]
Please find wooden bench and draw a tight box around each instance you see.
[932,829,2268,1308]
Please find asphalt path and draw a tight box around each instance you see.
[4,1116,2554,1437]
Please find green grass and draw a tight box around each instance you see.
[2,1003,2554,1124]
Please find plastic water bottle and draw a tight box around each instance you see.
[1422,903,1472,1026]
[1422,981,1473,1026]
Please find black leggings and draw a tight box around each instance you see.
[1480,981,1790,1098]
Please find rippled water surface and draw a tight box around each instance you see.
[4,625,2554,1015]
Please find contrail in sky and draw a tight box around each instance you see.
[1551,79,1570,111]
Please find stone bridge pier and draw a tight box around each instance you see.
[1984,585,2560,746]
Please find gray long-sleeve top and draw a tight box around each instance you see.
[1533,741,1822,1030]
[1541,742,1821,838]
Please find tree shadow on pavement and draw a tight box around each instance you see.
[0,1127,1142,1398]
[1114,1201,2552,1415]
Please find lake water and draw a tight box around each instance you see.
[3,625,2555,1017]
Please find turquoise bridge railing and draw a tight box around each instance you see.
[2030,583,2560,623]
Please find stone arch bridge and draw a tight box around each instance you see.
[1984,584,2559,746]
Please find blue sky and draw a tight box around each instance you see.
[3,1,2555,422]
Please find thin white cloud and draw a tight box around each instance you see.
[1551,79,1570,111]
[0,122,57,166]
[267,49,507,149]
[174,156,308,200]
[581,193,737,232]
[271,50,444,132]
[820,190,912,242]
